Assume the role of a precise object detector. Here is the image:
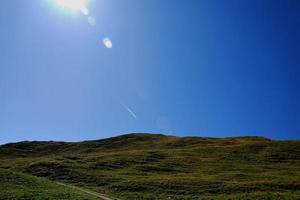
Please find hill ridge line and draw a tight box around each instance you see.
[1,133,282,146]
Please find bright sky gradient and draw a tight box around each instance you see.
[1,0,300,144]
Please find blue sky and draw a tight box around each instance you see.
[0,0,300,144]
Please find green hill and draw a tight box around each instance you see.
[0,133,300,199]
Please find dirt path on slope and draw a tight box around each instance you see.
[57,182,117,200]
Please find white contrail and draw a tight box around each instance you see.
[121,103,137,119]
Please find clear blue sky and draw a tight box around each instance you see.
[1,0,300,144]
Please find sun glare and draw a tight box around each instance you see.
[55,0,89,15]
[51,0,112,49]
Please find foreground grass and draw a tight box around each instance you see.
[0,169,99,200]
[0,133,299,199]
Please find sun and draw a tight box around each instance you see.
[55,0,89,15]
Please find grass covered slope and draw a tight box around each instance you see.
[0,169,98,200]
[0,133,300,199]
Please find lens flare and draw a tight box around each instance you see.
[88,16,96,26]
[51,0,114,50]
[103,38,113,49]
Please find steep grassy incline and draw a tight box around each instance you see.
[0,133,300,199]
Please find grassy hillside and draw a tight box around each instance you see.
[0,168,99,200]
[0,133,300,199]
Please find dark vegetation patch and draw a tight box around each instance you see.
[25,161,73,179]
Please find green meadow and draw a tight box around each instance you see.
[0,168,99,200]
